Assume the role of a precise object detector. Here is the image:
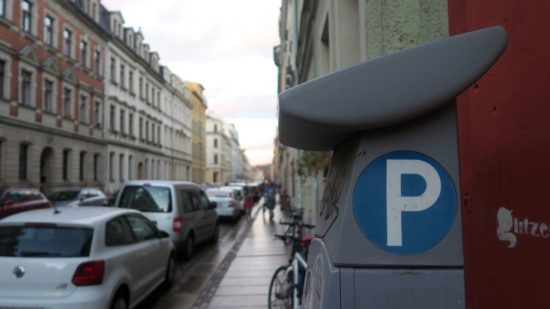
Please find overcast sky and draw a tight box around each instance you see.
[102,0,281,166]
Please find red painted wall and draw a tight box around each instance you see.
[448,1,550,308]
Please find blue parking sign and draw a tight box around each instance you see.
[353,151,458,255]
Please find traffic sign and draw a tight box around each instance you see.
[353,150,458,255]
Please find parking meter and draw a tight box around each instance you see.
[278,27,507,308]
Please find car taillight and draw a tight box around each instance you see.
[173,217,182,232]
[72,260,104,286]
[228,201,235,208]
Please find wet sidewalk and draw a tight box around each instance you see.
[206,205,291,308]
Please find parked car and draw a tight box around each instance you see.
[0,206,176,308]
[114,181,218,259]
[0,188,51,220]
[205,187,241,221]
[246,182,263,203]
[48,188,107,208]
[229,182,262,203]
[220,185,245,212]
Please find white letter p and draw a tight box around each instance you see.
[386,159,441,247]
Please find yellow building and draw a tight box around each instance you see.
[184,81,208,183]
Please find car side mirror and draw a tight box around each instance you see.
[209,201,217,209]
[158,230,170,239]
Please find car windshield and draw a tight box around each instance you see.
[2,190,44,204]
[48,191,80,201]
[0,225,93,257]
[118,185,172,213]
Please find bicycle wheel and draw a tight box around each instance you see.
[268,265,294,309]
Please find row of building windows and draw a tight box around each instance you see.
[107,152,188,182]
[109,104,161,144]
[7,142,101,183]
[108,104,191,154]
[109,57,161,108]
[0,139,189,187]
[0,0,103,75]
[192,142,206,160]
[110,12,158,72]
[0,62,103,126]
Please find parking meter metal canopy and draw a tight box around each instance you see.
[278,26,508,151]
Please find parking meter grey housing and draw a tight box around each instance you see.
[278,27,507,308]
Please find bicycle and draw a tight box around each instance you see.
[279,208,311,245]
[268,221,315,309]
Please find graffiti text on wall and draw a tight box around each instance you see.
[497,207,550,248]
[320,165,346,221]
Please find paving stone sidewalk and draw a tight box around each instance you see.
[204,204,291,308]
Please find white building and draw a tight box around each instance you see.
[160,66,193,181]
[205,115,232,184]
[103,11,192,195]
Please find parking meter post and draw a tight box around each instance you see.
[278,27,508,309]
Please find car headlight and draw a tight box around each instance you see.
[302,254,323,309]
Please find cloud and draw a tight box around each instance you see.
[102,0,281,166]
[226,118,277,165]
[209,94,277,119]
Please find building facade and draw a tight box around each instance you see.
[205,114,231,184]
[0,0,196,195]
[160,67,192,183]
[185,81,207,184]
[227,123,244,180]
[274,0,448,224]
[103,10,192,195]
[0,0,108,193]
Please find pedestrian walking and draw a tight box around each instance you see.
[243,187,254,221]
[264,180,277,221]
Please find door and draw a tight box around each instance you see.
[177,188,197,242]
[192,190,216,242]
[126,215,165,295]
[105,216,142,296]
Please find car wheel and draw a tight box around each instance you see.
[110,293,128,309]
[183,234,194,260]
[164,254,177,288]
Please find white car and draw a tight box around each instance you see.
[205,187,241,221]
[115,181,219,260]
[0,206,176,309]
[220,185,245,212]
